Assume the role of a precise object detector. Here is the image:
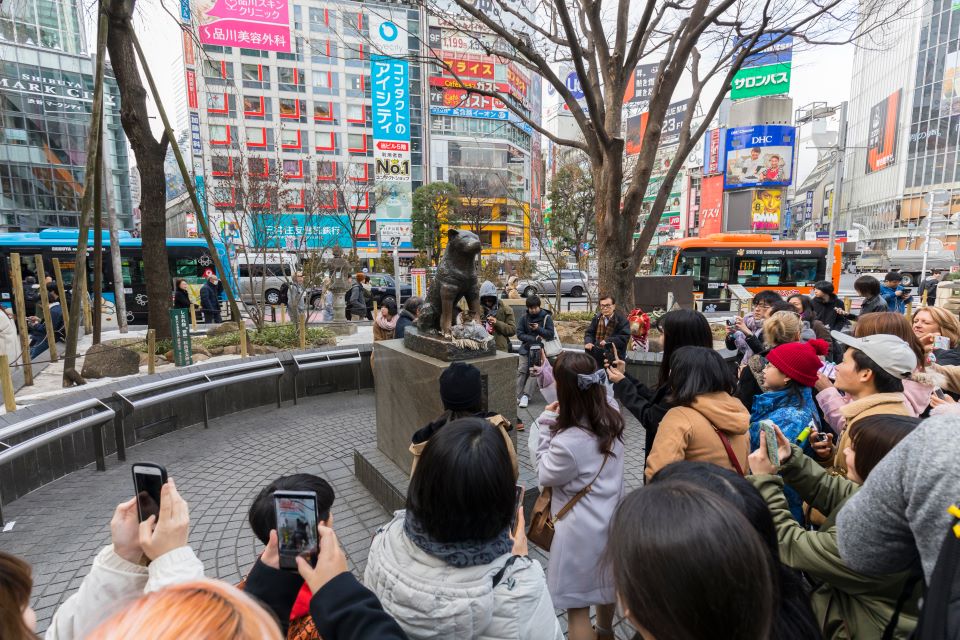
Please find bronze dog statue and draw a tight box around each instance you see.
[416,229,483,337]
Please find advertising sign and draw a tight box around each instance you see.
[866,89,901,173]
[377,218,413,248]
[429,76,509,93]
[624,61,660,105]
[179,0,190,22]
[699,175,724,237]
[186,70,198,109]
[442,58,495,80]
[565,71,584,99]
[197,0,291,51]
[369,11,406,57]
[751,188,782,230]
[182,31,195,65]
[429,106,510,120]
[942,49,960,116]
[703,128,726,175]
[251,214,360,249]
[190,113,202,156]
[410,268,427,298]
[731,63,790,100]
[372,56,412,219]
[805,190,814,220]
[724,125,795,190]
[429,87,506,112]
[624,99,689,155]
[741,33,794,68]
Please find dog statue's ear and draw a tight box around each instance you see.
[447,228,459,242]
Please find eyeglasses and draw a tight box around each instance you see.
[599,303,614,309]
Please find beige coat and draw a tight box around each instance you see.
[832,393,910,474]
[645,391,751,481]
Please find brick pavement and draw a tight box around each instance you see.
[1,382,648,638]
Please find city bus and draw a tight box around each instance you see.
[0,229,236,324]
[651,234,842,309]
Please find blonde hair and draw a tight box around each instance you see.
[915,306,960,347]
[763,311,802,347]
[86,580,282,640]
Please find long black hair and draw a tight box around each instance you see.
[657,309,714,388]
[650,462,821,640]
[553,351,624,455]
[608,482,775,640]
[667,346,735,406]
[787,294,817,325]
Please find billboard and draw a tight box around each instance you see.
[699,175,724,236]
[724,125,795,189]
[429,87,506,112]
[624,100,689,155]
[703,128,726,175]
[372,56,412,219]
[866,89,901,173]
[369,11,406,57]
[751,188,782,230]
[624,61,660,105]
[731,34,792,100]
[196,0,291,52]
[442,58,495,79]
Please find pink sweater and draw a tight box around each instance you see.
[816,377,933,432]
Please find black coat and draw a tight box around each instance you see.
[310,572,408,640]
[395,310,415,338]
[811,296,848,332]
[199,282,220,311]
[612,374,671,455]
[858,295,888,316]
[584,311,631,354]
[516,309,554,356]
[174,289,192,309]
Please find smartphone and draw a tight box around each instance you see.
[132,463,168,523]
[818,362,838,380]
[725,318,735,327]
[760,420,780,467]
[528,344,543,372]
[274,491,320,571]
[511,485,525,535]
[934,387,946,400]
[934,335,951,350]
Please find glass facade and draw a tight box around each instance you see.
[0,0,86,55]
[0,44,132,231]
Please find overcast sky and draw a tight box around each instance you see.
[117,0,855,182]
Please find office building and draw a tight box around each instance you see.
[0,0,133,231]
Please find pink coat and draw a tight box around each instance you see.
[816,375,934,432]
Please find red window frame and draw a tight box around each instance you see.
[210,125,231,146]
[316,161,337,181]
[348,163,370,182]
[357,43,365,60]
[346,103,366,124]
[347,132,368,153]
[318,190,337,210]
[315,131,336,152]
[208,92,229,114]
[243,96,265,117]
[279,98,301,119]
[285,188,306,210]
[250,195,271,210]
[246,127,267,148]
[281,130,302,150]
[214,186,236,208]
[211,156,234,177]
[248,158,269,178]
[283,159,304,179]
[314,100,334,122]
[349,192,370,210]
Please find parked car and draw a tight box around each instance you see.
[366,272,413,306]
[517,269,589,297]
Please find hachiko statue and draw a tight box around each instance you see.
[416,229,483,337]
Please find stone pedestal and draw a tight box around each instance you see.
[372,339,518,473]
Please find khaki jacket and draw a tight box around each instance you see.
[645,391,751,481]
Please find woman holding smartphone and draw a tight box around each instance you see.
[911,306,960,366]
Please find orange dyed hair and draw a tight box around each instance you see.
[86,579,282,640]
[854,312,926,371]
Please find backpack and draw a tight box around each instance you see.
[909,504,960,640]
[278,282,289,304]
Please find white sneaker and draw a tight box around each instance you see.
[518,394,529,408]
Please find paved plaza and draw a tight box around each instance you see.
[0,385,646,637]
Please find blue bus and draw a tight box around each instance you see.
[0,229,237,324]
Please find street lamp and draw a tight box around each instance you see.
[794,101,848,281]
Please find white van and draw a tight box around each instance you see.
[236,251,300,305]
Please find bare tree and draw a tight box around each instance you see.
[394,0,903,307]
[313,157,385,260]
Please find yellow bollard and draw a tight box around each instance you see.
[0,355,15,413]
[189,304,197,330]
[147,329,156,374]
[239,324,248,358]
[299,314,307,349]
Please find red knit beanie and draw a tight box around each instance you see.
[766,339,830,387]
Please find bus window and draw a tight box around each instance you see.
[677,255,701,278]
[737,257,783,286]
[707,256,731,282]
[173,258,198,278]
[783,258,821,286]
[121,258,146,287]
[652,246,678,275]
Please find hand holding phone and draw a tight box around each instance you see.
[110,497,144,564]
[934,335,951,350]
[132,463,167,522]
[138,479,190,561]
[760,420,780,468]
[275,491,320,571]
[511,485,525,535]
[297,525,348,594]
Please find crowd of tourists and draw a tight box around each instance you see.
[2,279,960,640]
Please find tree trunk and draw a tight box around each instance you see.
[106,0,171,338]
[594,148,634,309]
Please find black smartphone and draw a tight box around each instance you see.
[511,485,525,535]
[132,463,168,522]
[274,491,320,571]
[528,344,542,372]
[934,387,946,400]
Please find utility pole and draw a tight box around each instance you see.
[825,101,847,282]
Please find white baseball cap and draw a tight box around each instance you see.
[831,331,918,378]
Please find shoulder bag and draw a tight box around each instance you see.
[528,454,608,551]
[542,316,563,358]
[712,425,745,476]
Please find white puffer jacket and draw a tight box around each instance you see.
[364,512,562,640]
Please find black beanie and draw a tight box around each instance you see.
[439,362,482,411]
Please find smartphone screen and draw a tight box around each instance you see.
[511,485,524,534]
[934,336,951,350]
[274,491,319,571]
[132,464,167,522]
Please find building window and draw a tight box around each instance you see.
[278,67,304,92]
[346,73,365,94]
[315,131,337,152]
[313,102,334,121]
[213,186,236,208]
[243,96,265,116]
[281,129,302,150]
[348,163,370,182]
[348,192,370,210]
[284,188,306,210]
[313,70,332,89]
[211,156,234,177]
[209,125,231,145]
[241,63,269,89]
[246,126,267,148]
[317,160,337,181]
[208,92,228,113]
[248,158,270,177]
[346,103,366,124]
[283,159,304,179]
[279,98,303,119]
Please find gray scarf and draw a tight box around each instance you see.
[403,511,512,568]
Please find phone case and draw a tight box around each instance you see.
[760,420,779,467]
[132,463,168,522]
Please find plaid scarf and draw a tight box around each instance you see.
[594,314,613,343]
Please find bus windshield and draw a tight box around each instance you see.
[652,246,677,275]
